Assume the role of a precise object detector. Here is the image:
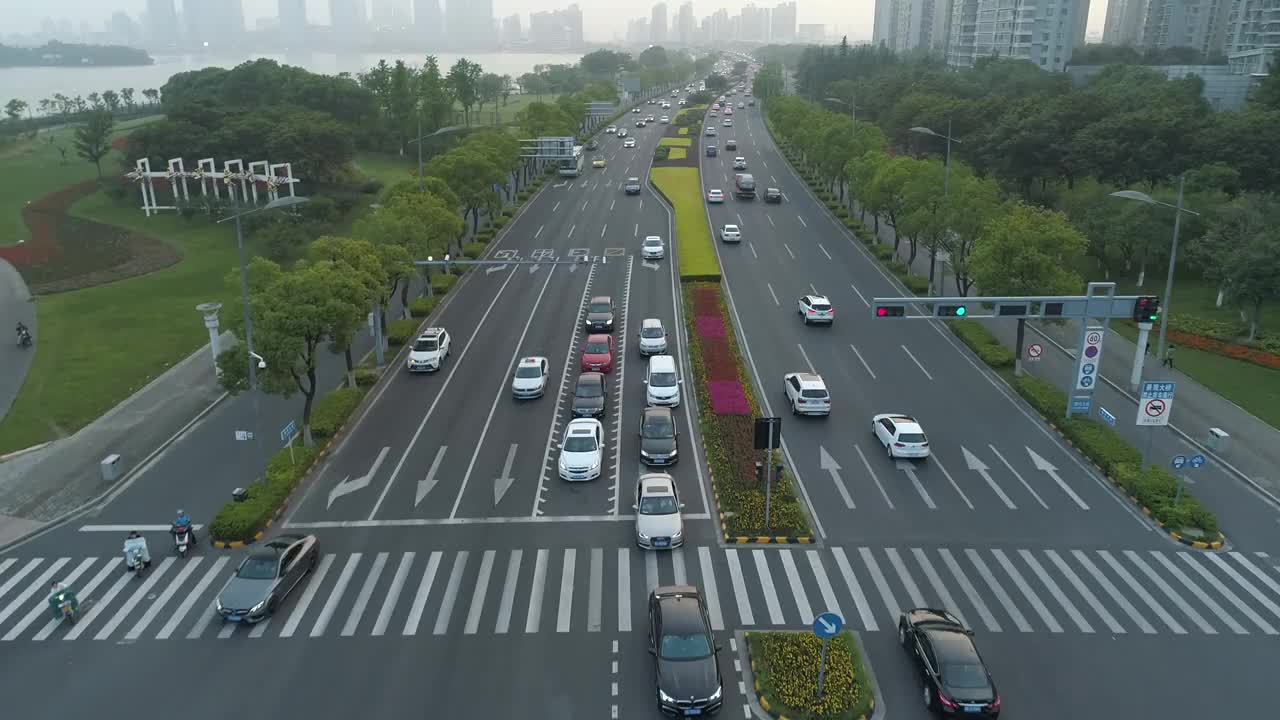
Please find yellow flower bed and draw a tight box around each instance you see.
[668,147,688,160]
[748,630,874,720]
[659,137,693,147]
[678,127,690,135]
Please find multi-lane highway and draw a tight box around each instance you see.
[2,81,1278,720]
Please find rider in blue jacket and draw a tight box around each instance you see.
[173,509,195,544]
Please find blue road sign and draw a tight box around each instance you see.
[813,612,843,638]
[281,420,298,444]
[1098,407,1116,426]
[1070,396,1092,414]
[1171,455,1187,470]
[1190,454,1206,469]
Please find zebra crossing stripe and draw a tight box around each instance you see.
[587,548,603,633]
[699,547,725,632]
[0,557,70,627]
[912,549,966,629]
[1179,553,1275,634]
[524,549,547,634]
[724,549,753,626]
[1044,550,1119,633]
[884,548,925,608]
[831,548,876,632]
[65,570,133,640]
[645,551,658,594]
[495,550,522,635]
[434,551,469,636]
[806,550,842,622]
[464,551,496,636]
[372,552,414,637]
[616,548,632,633]
[672,548,687,586]
[1124,551,1214,634]
[1018,550,1092,633]
[859,547,900,628]
[752,550,785,625]
[313,553,362,638]
[125,557,203,640]
[0,558,16,578]
[557,549,576,633]
[161,558,225,640]
[1227,552,1280,600]
[280,554,336,638]
[779,551,813,624]
[1148,552,1245,635]
[0,559,42,603]
[1204,553,1280,621]
[38,560,117,641]
[1072,550,1153,634]
[344,552,389,637]
[1098,550,1185,634]
[966,549,1032,632]
[4,557,96,642]
[991,549,1061,633]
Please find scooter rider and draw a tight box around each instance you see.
[123,530,151,570]
[47,580,79,620]
[172,508,196,545]
[15,321,31,344]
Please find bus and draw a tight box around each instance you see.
[557,146,585,177]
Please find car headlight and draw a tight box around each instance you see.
[215,598,224,612]
[590,458,602,472]
[637,531,650,540]
[672,528,683,538]
[709,686,722,702]
[658,689,675,704]
[640,450,652,458]
[250,599,267,614]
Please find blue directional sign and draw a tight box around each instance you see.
[1190,454,1206,469]
[1098,407,1116,427]
[280,420,298,444]
[813,612,843,639]
[1070,396,1092,414]
[1171,455,1187,470]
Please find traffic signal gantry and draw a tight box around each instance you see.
[872,282,1162,420]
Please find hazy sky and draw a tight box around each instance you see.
[15,1,1109,43]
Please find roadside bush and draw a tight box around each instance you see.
[949,320,1014,368]
[353,366,381,387]
[749,631,873,720]
[1111,464,1219,535]
[475,228,495,241]
[431,272,459,294]
[654,145,671,160]
[835,207,850,218]
[310,386,367,439]
[1061,416,1142,475]
[386,318,419,347]
[872,244,894,260]
[843,217,860,230]
[517,189,532,201]
[209,445,320,543]
[409,296,440,318]
[463,241,488,259]
[502,206,516,217]
[885,260,909,276]
[492,216,508,229]
[902,275,930,294]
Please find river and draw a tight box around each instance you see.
[0,51,584,108]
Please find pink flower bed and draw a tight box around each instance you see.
[708,380,751,415]
[695,315,726,338]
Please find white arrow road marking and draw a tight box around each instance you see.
[529,264,540,274]
[642,260,661,271]
[989,444,1048,509]
[896,460,936,509]
[328,446,391,510]
[485,264,509,275]
[415,446,448,507]
[1026,447,1090,509]
[853,445,894,509]
[961,446,1016,509]
[818,446,855,508]
[493,444,520,505]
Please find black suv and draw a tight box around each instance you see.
[572,372,607,418]
[725,139,737,151]
[649,586,723,715]
[585,296,615,332]
[764,187,782,204]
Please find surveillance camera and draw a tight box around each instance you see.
[257,358,267,370]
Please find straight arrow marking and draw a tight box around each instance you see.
[897,461,936,510]
[414,446,449,508]
[960,446,1016,509]
[818,445,855,509]
[485,264,509,275]
[494,444,520,505]
[328,446,390,510]
[989,444,1048,509]
[1026,447,1090,510]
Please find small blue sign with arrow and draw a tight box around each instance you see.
[1190,454,1206,469]
[813,612,844,639]
[1171,455,1187,470]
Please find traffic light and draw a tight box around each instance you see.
[937,304,968,317]
[1133,296,1160,323]
[875,305,906,318]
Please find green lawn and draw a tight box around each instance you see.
[1,116,161,247]
[1103,271,1280,336]
[0,192,243,454]
[650,167,719,281]
[668,148,688,160]
[353,152,418,187]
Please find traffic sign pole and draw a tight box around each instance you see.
[811,612,844,701]
[817,636,830,699]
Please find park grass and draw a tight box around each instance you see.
[0,191,242,454]
[649,167,719,281]
[465,94,541,128]
[1,116,161,247]
[659,137,692,147]
[353,151,417,187]
[668,148,688,160]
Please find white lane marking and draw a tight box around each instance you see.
[1124,550,1213,634]
[646,550,659,594]
[767,215,775,227]
[848,284,870,308]
[1044,550,1123,633]
[1071,549,1151,633]
[725,550,754,626]
[809,282,819,296]
[525,548,548,633]
[783,243,796,260]
[899,462,936,509]
[0,557,69,627]
[601,224,608,237]
[341,551,388,637]
[557,549,576,633]
[1097,550,1184,634]
[432,551,469,636]
[588,548,604,632]
[1148,552,1244,634]
[991,549,1061,633]
[900,344,934,380]
[0,559,41,600]
[372,552,414,636]
[618,548,633,633]
[401,551,441,636]
[989,444,1049,509]
[884,548,926,607]
[779,551,814,624]
[854,445,895,509]
[846,344,876,379]
[1205,553,1280,621]
[749,242,758,258]
[753,550,785,625]
[797,215,807,228]
[911,549,966,627]
[858,547,900,626]
[807,551,842,619]
[966,549,1032,632]
[634,223,638,237]
[568,224,576,238]
[463,550,496,635]
[582,200,589,211]
[160,557,226,641]
[78,525,205,532]
[699,547,725,631]
[94,558,175,640]
[1228,552,1280,599]
[124,557,203,640]
[831,548,875,630]
[1180,553,1274,634]
[938,548,1000,631]
[495,549,522,635]
[672,548,688,586]
[796,343,817,374]
[767,283,779,306]
[4,557,96,641]
[311,553,361,637]
[818,244,832,260]
[1018,550,1093,633]
[930,454,974,509]
[552,201,561,212]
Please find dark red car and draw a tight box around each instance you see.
[581,334,615,373]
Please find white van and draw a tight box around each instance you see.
[644,355,681,407]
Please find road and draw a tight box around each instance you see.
[2,83,1278,720]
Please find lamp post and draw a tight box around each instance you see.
[824,95,857,129]
[410,121,467,193]
[1110,175,1200,371]
[910,122,962,296]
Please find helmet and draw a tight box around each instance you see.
[177,509,185,515]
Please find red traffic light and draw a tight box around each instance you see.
[875,305,905,318]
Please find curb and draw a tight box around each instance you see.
[744,631,877,720]
[710,469,814,545]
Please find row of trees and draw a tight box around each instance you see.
[5,87,161,121]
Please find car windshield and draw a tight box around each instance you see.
[641,326,664,339]
[238,555,277,580]
[724,226,737,233]
[645,239,661,246]
[660,631,712,660]
[810,302,831,311]
[413,338,438,352]
[942,662,989,689]
[650,372,678,387]
[563,434,598,453]
[515,366,542,379]
[639,495,678,515]
[801,389,828,399]
[585,341,610,354]
[576,381,602,398]
[589,301,611,313]
[643,415,675,437]
[899,432,927,443]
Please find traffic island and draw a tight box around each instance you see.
[746,629,876,720]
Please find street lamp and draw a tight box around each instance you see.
[824,96,857,129]
[910,123,962,295]
[1110,176,1200,372]
[409,122,467,193]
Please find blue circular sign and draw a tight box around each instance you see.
[1190,454,1206,468]
[1079,376,1094,388]
[1082,363,1096,375]
[813,612,844,638]
[1171,455,1187,469]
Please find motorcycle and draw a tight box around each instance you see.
[16,329,31,348]
[171,522,194,557]
[48,591,79,625]
[124,542,151,578]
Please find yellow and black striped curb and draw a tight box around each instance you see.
[211,511,278,550]
[750,657,874,720]
[711,471,814,545]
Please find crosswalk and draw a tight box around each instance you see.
[2,546,1278,643]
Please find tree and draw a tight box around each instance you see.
[430,148,504,234]
[73,110,114,178]
[87,92,102,110]
[1192,194,1280,336]
[732,61,749,76]
[970,203,1087,374]
[447,58,483,125]
[214,258,367,447]
[4,98,27,121]
[638,46,669,68]
[101,90,121,112]
[37,98,52,116]
[419,56,455,132]
[499,74,514,106]
[307,237,388,387]
[517,101,574,138]
[705,74,728,92]
[942,174,1002,295]
[477,72,506,120]
[142,88,159,105]
[900,159,952,286]
[387,60,417,153]
[120,87,135,111]
[581,49,632,77]
[863,156,917,252]
[1249,58,1280,111]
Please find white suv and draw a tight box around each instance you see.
[644,355,682,407]
[798,295,834,325]
[558,419,604,481]
[633,473,685,549]
[873,414,930,459]
[637,318,669,356]
[783,372,831,416]
[406,327,450,372]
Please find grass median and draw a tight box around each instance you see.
[649,167,719,282]
[748,630,875,720]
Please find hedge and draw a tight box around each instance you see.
[654,145,671,161]
[650,167,721,282]
[748,631,873,720]
[901,275,930,294]
[835,207,850,218]
[475,228,495,241]
[386,318,419,347]
[463,241,488,259]
[431,272,459,294]
[492,216,508,229]
[1111,463,1219,535]
[502,207,517,217]
[353,366,381,387]
[208,444,321,543]
[409,296,440,318]
[948,320,1015,368]
[310,386,368,439]
[872,244,894,260]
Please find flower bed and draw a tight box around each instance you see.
[1164,327,1280,370]
[748,630,874,720]
[683,282,810,537]
[650,167,721,281]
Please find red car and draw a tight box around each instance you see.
[581,334,615,373]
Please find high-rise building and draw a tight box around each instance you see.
[501,14,522,44]
[710,8,731,43]
[1224,0,1280,73]
[530,5,584,50]
[330,0,367,30]
[414,0,443,43]
[1102,0,1146,46]
[740,3,770,42]
[372,0,412,29]
[146,0,180,42]
[185,0,245,47]
[771,1,798,43]
[627,17,650,44]
[1138,1,1233,56]
[278,0,307,46]
[651,3,668,43]
[678,2,695,45]
[947,0,1089,72]
[109,12,139,45]
[797,23,825,43]
[872,0,951,53]
[446,0,496,49]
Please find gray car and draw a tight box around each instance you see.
[585,296,615,332]
[215,533,319,624]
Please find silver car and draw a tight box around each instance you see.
[215,534,319,624]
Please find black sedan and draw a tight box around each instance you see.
[899,608,1001,718]
[216,534,320,623]
[585,295,615,332]
[649,586,723,716]
[640,407,679,466]
[572,372,607,418]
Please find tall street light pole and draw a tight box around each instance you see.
[824,95,856,129]
[910,122,962,296]
[411,121,467,193]
[1110,175,1200,371]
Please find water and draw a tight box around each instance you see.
[0,51,584,108]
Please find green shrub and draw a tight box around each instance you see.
[386,318,419,347]
[310,386,367,439]
[843,217,860,229]
[748,631,873,720]
[502,207,516,217]
[949,319,1014,368]
[353,366,381,387]
[650,167,721,282]
[654,145,671,160]
[872,244,894,260]
[475,228,495,241]
[902,274,930,294]
[492,216,508,229]
[463,241,488,259]
[517,190,531,201]
[885,260,910,276]
[208,445,320,543]
[1062,417,1142,475]
[835,207,850,218]
[409,296,440,318]
[431,272,459,294]
[1110,464,1218,535]
[824,200,840,212]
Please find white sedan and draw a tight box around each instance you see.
[624,137,637,148]
[633,473,685,549]
[783,372,831,416]
[559,419,605,481]
[642,235,665,259]
[720,224,741,243]
[607,125,617,133]
[511,356,549,399]
[873,414,931,459]
[707,189,725,203]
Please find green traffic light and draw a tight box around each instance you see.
[955,306,967,316]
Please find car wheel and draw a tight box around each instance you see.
[898,621,908,647]
[887,442,894,459]
[308,554,317,573]
[266,596,278,617]
[923,683,935,711]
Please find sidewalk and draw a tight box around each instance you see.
[0,257,35,420]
